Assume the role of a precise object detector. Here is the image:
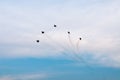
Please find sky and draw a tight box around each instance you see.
[0,0,120,80]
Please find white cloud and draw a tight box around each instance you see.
[0,73,47,80]
[0,0,120,67]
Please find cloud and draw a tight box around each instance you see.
[0,0,120,67]
[0,73,47,80]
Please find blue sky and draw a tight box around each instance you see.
[0,0,120,80]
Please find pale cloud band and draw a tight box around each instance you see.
[0,0,120,67]
[0,73,47,80]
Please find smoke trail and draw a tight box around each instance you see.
[76,39,80,51]
[67,33,93,68]
[43,32,71,57]
[36,25,92,68]
[67,32,83,61]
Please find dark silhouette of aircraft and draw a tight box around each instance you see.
[36,40,39,43]
[79,38,82,40]
[41,31,45,34]
[68,31,70,34]
[54,24,57,27]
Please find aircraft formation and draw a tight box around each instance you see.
[35,25,88,63]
